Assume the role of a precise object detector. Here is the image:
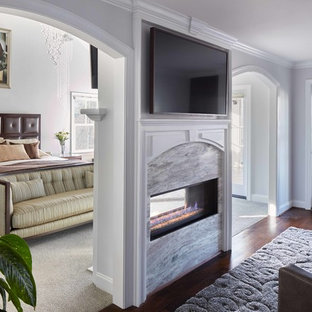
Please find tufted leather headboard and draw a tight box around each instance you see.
[0,114,41,141]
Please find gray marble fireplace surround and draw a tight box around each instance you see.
[146,141,224,293]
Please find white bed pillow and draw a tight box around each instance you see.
[39,149,50,157]
[6,138,39,144]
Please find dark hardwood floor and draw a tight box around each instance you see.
[101,208,312,312]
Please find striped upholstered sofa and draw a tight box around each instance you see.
[0,164,94,238]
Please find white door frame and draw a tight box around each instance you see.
[232,85,251,200]
[304,79,312,209]
[233,65,280,216]
[0,2,136,309]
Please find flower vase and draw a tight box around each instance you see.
[60,142,66,156]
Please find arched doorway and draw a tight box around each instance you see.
[233,66,280,219]
[0,1,136,309]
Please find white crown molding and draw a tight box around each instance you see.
[133,0,235,49]
[293,60,312,69]
[133,0,190,32]
[188,16,237,46]
[103,0,299,68]
[232,42,293,68]
[189,19,292,68]
[102,0,312,69]
[101,0,133,11]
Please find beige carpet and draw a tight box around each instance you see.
[232,197,268,236]
[8,223,112,312]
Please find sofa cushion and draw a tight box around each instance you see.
[12,188,93,229]
[85,171,94,188]
[11,178,46,203]
[11,212,93,238]
[40,167,89,195]
[1,164,94,195]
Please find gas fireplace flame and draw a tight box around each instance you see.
[185,201,198,211]
[150,200,204,229]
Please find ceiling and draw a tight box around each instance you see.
[149,0,312,64]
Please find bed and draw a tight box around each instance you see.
[0,113,89,175]
[0,113,94,238]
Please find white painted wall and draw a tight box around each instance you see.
[93,50,115,292]
[232,50,292,213]
[0,13,96,154]
[92,50,127,307]
[291,67,312,207]
[233,73,271,203]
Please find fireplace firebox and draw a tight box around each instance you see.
[150,179,218,240]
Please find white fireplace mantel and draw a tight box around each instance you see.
[139,117,232,295]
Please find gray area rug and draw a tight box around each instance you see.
[232,198,267,236]
[176,227,312,312]
[8,224,112,312]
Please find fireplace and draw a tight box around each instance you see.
[150,178,218,240]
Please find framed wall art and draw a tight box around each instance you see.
[0,28,10,88]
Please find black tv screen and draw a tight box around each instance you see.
[90,45,98,89]
[150,27,228,115]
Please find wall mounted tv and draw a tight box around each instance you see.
[90,45,98,89]
[150,27,228,115]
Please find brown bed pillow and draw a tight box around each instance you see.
[9,142,40,159]
[0,145,30,162]
[23,142,40,159]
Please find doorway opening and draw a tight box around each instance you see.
[231,70,278,236]
[0,9,128,310]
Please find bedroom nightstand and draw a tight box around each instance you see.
[58,153,82,160]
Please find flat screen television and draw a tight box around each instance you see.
[90,45,98,89]
[150,27,228,115]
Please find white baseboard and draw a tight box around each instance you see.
[292,200,310,209]
[92,271,113,294]
[251,194,268,203]
[278,201,292,215]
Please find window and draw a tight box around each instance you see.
[71,92,98,153]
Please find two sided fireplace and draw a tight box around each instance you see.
[150,178,218,240]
